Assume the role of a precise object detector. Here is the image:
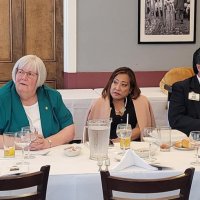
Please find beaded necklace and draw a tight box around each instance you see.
[114,97,127,116]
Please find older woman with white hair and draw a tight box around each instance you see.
[0,55,75,150]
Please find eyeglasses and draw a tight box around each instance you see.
[17,69,38,79]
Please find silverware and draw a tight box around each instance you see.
[4,172,26,176]
[150,164,163,170]
[150,163,172,170]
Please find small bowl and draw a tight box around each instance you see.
[64,146,81,157]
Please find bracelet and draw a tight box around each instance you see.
[47,139,52,148]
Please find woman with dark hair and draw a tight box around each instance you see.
[169,48,200,136]
[87,67,155,142]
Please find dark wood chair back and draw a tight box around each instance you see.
[0,165,50,200]
[100,167,195,200]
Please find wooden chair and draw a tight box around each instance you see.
[100,167,195,200]
[0,165,50,200]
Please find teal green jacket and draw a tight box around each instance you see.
[0,81,73,138]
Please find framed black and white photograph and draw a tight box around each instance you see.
[138,0,196,44]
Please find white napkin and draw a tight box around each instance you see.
[112,149,157,171]
[171,130,187,144]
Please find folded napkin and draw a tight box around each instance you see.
[112,149,157,171]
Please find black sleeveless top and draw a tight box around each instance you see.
[110,95,137,139]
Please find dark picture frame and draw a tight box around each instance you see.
[138,0,197,44]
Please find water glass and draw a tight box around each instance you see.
[158,127,171,152]
[142,127,158,163]
[21,126,37,159]
[3,132,15,158]
[189,131,200,166]
[15,131,31,165]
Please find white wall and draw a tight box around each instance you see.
[76,0,200,72]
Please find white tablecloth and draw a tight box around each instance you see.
[94,87,168,127]
[57,89,99,140]
[140,87,168,127]
[0,140,199,200]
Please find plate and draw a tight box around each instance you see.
[64,146,81,157]
[173,145,195,151]
[114,148,156,162]
[134,147,156,158]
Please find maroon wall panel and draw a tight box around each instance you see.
[63,71,167,89]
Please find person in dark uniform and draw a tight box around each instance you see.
[169,48,200,136]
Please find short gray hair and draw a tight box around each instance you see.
[12,55,47,87]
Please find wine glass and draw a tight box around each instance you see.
[105,158,110,171]
[189,131,200,166]
[21,126,37,159]
[15,131,31,165]
[142,127,158,163]
[116,124,132,155]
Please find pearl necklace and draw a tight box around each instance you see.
[115,97,127,116]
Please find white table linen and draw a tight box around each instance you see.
[140,87,168,127]
[0,141,199,200]
[57,89,99,140]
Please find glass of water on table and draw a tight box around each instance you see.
[142,127,159,163]
[21,126,37,159]
[15,130,31,165]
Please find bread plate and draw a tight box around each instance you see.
[173,145,195,151]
